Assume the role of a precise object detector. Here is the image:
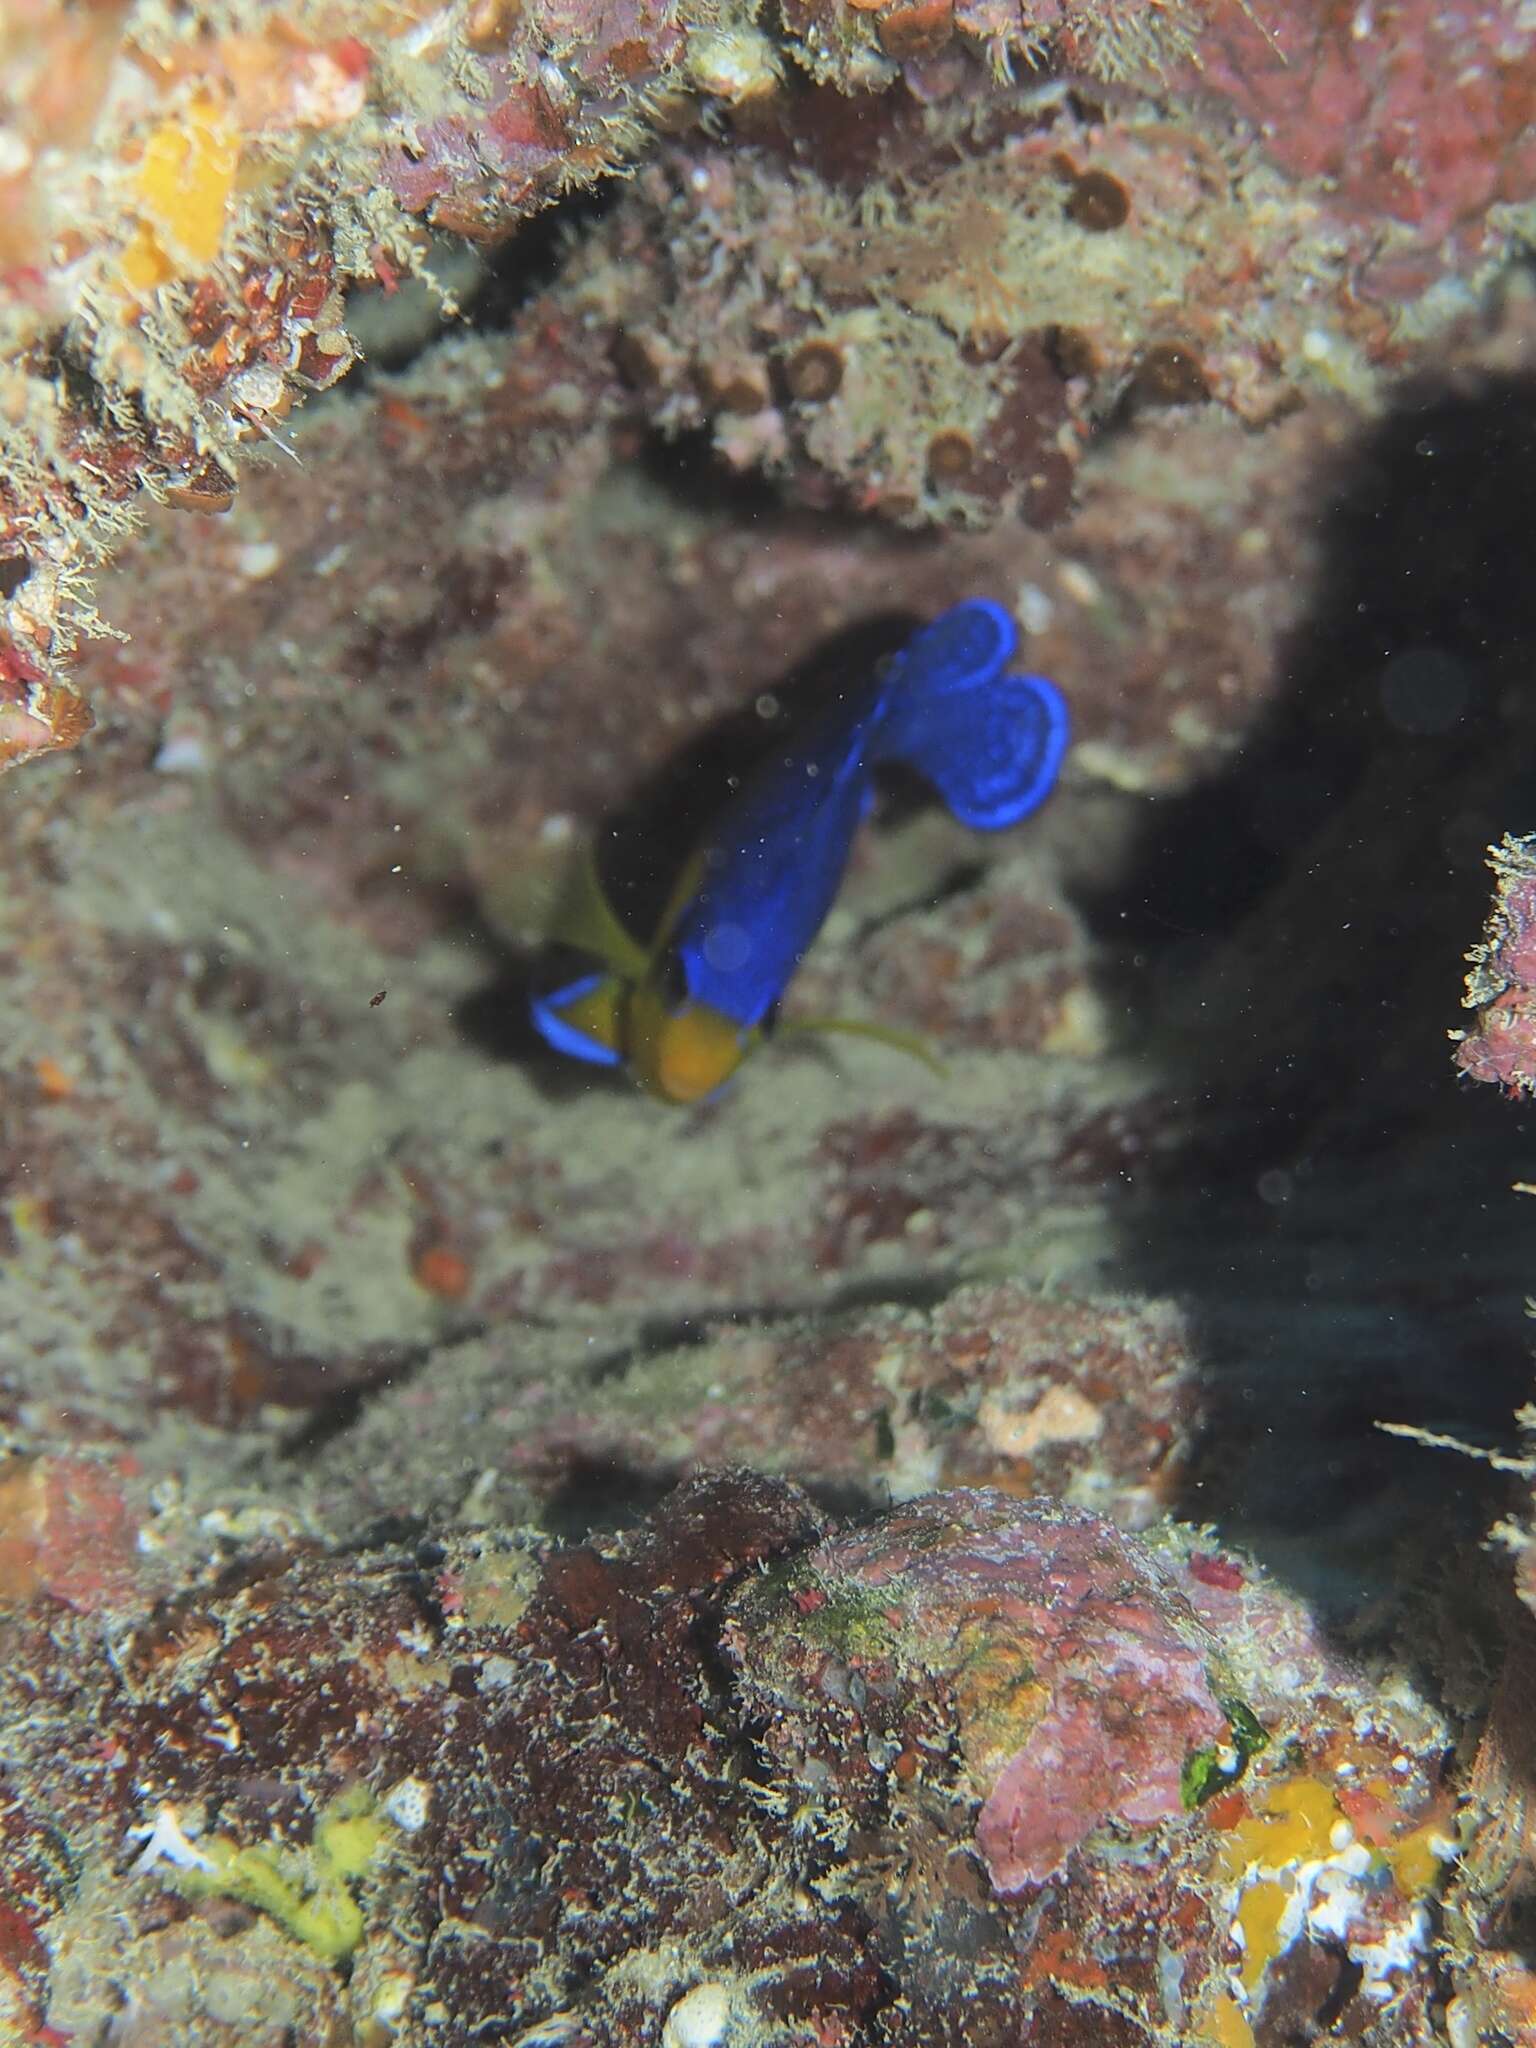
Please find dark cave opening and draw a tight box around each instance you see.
[1080,371,1536,1621]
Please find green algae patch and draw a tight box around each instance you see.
[781,1569,908,1663]
[1181,1696,1269,1811]
[172,1787,385,1963]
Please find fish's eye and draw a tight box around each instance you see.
[657,950,690,1012]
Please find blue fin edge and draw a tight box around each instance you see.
[902,598,1019,695]
[1007,672,1071,821]
[931,672,1071,831]
[529,973,625,1068]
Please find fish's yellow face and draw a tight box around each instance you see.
[628,976,749,1105]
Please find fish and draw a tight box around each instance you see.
[530,598,1068,1104]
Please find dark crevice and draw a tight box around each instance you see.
[582,1270,957,1389]
[273,1319,489,1461]
[538,1451,883,1544]
[1082,369,1536,1612]
[1312,1953,1364,2032]
[341,185,616,382]
[635,421,800,522]
[464,186,615,333]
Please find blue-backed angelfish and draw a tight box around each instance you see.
[530,599,1068,1104]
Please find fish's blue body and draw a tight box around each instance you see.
[531,599,1068,1103]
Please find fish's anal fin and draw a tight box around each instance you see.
[780,1013,948,1078]
[530,971,626,1068]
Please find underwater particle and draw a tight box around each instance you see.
[926,427,976,485]
[1066,167,1132,231]
[1130,342,1211,406]
[783,338,844,403]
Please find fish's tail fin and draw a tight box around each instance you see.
[876,600,1069,829]
[882,671,1070,830]
[881,598,1020,706]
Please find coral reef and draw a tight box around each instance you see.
[0,1473,1456,2044]
[2,0,1533,761]
[1453,832,1536,1094]
[0,0,688,767]
[1443,1627,1536,2047]
[1447,840,1536,2044]
[2,0,1536,2037]
[458,1282,1199,1530]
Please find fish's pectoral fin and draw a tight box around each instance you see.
[529,971,627,1068]
[780,1013,949,1078]
[547,845,652,982]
